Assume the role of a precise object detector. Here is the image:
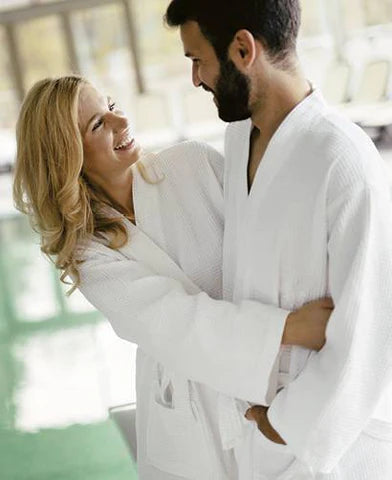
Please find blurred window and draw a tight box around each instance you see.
[300,0,327,37]
[0,27,19,131]
[362,0,392,26]
[133,0,185,79]
[16,15,69,89]
[342,0,392,30]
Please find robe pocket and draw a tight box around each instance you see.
[363,418,392,442]
[146,366,204,478]
[254,427,290,453]
[252,425,295,478]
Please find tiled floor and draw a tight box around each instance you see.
[0,421,137,480]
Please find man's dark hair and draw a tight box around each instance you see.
[165,0,301,65]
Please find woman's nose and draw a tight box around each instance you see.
[109,112,128,133]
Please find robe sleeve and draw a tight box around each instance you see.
[267,181,392,476]
[77,248,288,404]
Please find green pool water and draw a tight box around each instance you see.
[0,215,138,479]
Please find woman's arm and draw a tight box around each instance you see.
[78,248,330,405]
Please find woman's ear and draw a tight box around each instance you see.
[228,29,259,70]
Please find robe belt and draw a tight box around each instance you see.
[218,393,250,450]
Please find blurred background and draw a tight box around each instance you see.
[0,0,392,478]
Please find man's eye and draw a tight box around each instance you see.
[92,119,103,131]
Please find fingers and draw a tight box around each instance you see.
[245,405,268,422]
[245,406,286,445]
[321,297,334,309]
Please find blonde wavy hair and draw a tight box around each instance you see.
[13,75,138,293]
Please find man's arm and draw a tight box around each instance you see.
[266,181,392,476]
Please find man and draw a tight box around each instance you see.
[165,0,392,479]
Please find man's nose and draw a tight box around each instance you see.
[192,63,201,87]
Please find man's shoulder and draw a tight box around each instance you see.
[316,108,374,152]
[312,109,389,196]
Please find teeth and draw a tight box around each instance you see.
[114,137,133,150]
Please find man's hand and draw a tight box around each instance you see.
[282,297,334,351]
[245,405,286,445]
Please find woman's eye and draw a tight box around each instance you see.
[92,119,103,131]
[109,102,116,112]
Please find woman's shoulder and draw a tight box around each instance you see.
[158,140,219,156]
[75,234,127,264]
[152,140,224,186]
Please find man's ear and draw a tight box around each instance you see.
[228,29,259,70]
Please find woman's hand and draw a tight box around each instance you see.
[282,297,334,351]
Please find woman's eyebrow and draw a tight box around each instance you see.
[83,113,100,134]
[83,97,111,134]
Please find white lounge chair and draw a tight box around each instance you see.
[109,402,137,462]
[337,59,392,140]
[322,61,351,105]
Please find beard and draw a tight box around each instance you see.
[213,59,252,122]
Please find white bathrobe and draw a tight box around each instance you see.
[76,141,290,479]
[223,90,392,479]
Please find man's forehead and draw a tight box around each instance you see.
[180,20,210,55]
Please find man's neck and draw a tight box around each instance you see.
[251,70,312,146]
[246,68,312,192]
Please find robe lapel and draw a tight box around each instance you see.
[228,91,327,303]
[246,91,326,208]
[119,160,201,295]
[120,223,201,295]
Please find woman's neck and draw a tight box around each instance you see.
[94,168,134,217]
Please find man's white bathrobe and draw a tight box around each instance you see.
[223,90,392,479]
[76,142,290,479]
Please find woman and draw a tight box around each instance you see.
[13,75,332,480]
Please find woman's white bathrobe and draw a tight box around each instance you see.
[223,90,392,479]
[76,142,290,479]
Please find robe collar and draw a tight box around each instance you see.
[239,89,328,201]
